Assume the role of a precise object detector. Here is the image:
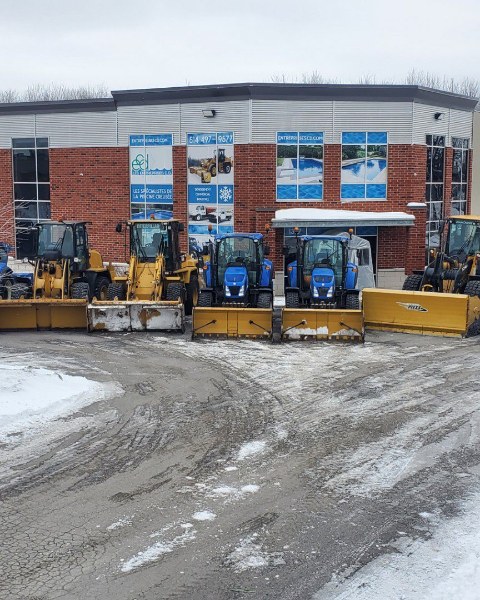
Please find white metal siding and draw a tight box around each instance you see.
[0,114,35,148]
[117,104,181,145]
[35,111,117,148]
[449,108,473,141]
[179,101,249,144]
[471,111,480,214]
[413,104,473,145]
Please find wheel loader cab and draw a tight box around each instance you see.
[446,219,480,262]
[129,220,182,271]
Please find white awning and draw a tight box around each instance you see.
[271,208,415,228]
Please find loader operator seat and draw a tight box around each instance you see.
[146,232,163,259]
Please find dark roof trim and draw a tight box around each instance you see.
[0,97,115,115]
[0,84,476,115]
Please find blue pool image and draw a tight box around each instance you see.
[291,158,323,180]
[342,159,387,182]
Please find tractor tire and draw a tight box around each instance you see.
[402,274,423,291]
[195,214,201,221]
[257,292,272,309]
[466,318,480,337]
[345,293,360,309]
[107,282,126,301]
[198,290,213,307]
[443,269,459,280]
[210,165,217,177]
[223,163,231,174]
[93,276,110,301]
[185,274,199,316]
[463,280,480,298]
[285,290,300,308]
[71,282,90,300]
[166,282,185,303]
[10,283,30,299]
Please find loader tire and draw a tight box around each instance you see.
[185,274,199,316]
[107,282,126,301]
[257,292,272,309]
[210,165,217,177]
[463,280,480,298]
[285,290,299,308]
[198,290,213,307]
[402,274,423,291]
[223,163,231,174]
[443,269,458,280]
[166,282,185,303]
[93,276,110,301]
[10,283,30,299]
[71,282,90,300]
[345,293,360,309]
[466,318,480,337]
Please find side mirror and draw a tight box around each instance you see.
[178,222,185,232]
[282,245,289,256]
[115,223,122,233]
[264,245,270,256]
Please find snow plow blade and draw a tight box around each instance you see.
[281,308,364,341]
[87,300,185,332]
[0,299,88,330]
[362,288,480,337]
[192,307,273,339]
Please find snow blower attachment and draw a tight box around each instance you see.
[363,216,480,338]
[87,219,198,332]
[192,229,274,339]
[0,221,113,330]
[280,230,372,342]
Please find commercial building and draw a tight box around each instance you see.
[0,83,477,290]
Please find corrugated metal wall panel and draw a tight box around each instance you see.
[35,111,117,147]
[251,100,334,143]
[117,104,180,145]
[179,101,250,144]
[333,101,413,144]
[449,108,473,141]
[413,104,473,145]
[0,114,35,148]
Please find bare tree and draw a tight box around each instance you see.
[0,83,111,103]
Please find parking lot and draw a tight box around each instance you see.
[1,330,480,600]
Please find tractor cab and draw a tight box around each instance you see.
[127,219,183,271]
[445,218,480,263]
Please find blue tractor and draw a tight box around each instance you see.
[284,233,360,309]
[199,233,274,309]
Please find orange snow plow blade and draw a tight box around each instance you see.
[281,308,364,341]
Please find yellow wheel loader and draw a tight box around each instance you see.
[363,215,480,337]
[0,221,114,330]
[87,219,198,332]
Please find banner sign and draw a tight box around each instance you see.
[129,133,173,220]
[187,131,234,254]
[341,131,388,200]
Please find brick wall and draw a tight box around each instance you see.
[0,149,14,249]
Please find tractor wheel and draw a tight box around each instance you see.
[93,276,110,301]
[198,290,213,307]
[107,282,126,301]
[345,293,360,309]
[285,290,300,308]
[185,274,199,316]
[71,282,90,300]
[443,269,459,280]
[402,274,423,291]
[223,163,231,174]
[10,283,30,300]
[166,282,185,303]
[195,214,201,221]
[466,318,480,337]
[463,280,480,298]
[210,165,217,177]
[257,292,272,309]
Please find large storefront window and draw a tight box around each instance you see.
[341,132,387,200]
[451,137,469,216]
[276,132,323,201]
[425,135,445,249]
[12,137,50,254]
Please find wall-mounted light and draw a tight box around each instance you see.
[202,109,216,118]
[434,112,445,121]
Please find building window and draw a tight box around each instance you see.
[12,137,50,253]
[276,132,323,201]
[451,137,469,216]
[341,132,387,200]
[425,135,445,249]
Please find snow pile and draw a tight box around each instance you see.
[0,363,116,442]
[192,511,216,522]
[225,534,285,572]
[236,440,267,461]
[207,483,260,500]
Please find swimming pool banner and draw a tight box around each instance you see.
[341,131,387,200]
[187,132,234,250]
[276,131,324,201]
[129,133,174,220]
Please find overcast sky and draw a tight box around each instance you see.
[1,0,479,93]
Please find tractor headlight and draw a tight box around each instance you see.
[327,286,334,298]
[312,286,319,297]
[225,286,231,297]
[238,285,245,296]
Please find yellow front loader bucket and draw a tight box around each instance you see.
[87,300,185,332]
[362,288,480,337]
[0,299,88,330]
[192,307,273,339]
[281,308,364,341]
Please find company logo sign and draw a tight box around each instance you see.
[396,302,428,312]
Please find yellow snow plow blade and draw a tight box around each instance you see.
[0,299,88,330]
[362,288,480,337]
[192,307,273,339]
[281,308,364,341]
[87,300,185,332]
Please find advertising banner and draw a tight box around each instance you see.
[129,133,173,219]
[187,131,234,254]
[341,131,387,200]
[276,131,323,201]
